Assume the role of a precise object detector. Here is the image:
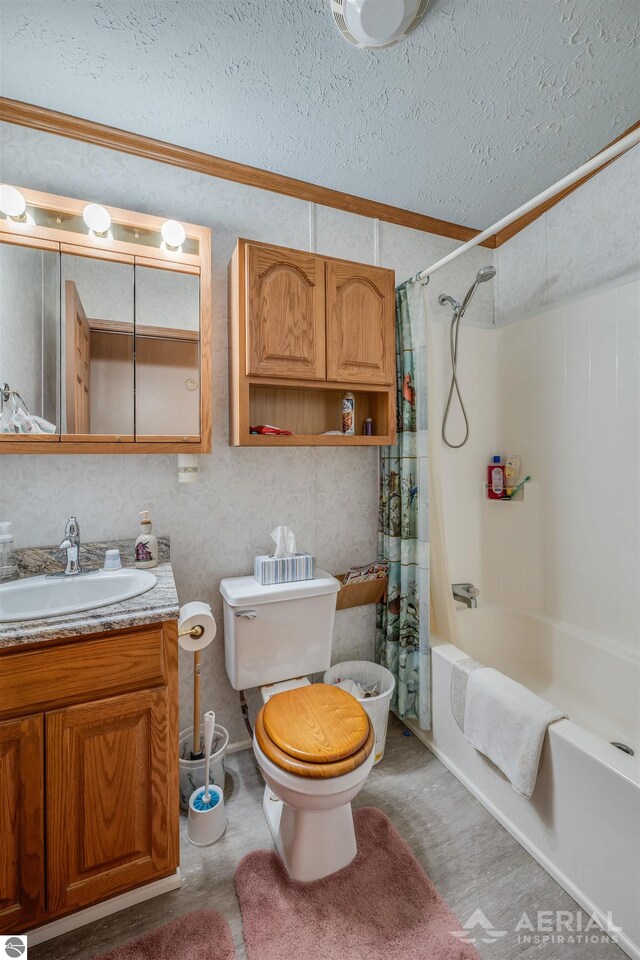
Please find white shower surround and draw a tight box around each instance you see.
[409,606,640,960]
[416,136,640,959]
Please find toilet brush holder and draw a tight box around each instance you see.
[186,784,226,846]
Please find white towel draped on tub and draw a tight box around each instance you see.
[462,666,565,798]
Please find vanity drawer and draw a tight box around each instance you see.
[0,625,169,718]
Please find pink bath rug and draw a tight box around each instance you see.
[235,806,480,960]
[95,909,236,960]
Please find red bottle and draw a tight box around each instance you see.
[487,455,506,499]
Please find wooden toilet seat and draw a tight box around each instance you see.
[255,683,374,779]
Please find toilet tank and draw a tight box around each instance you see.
[219,571,340,691]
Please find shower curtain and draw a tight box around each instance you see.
[376,281,431,729]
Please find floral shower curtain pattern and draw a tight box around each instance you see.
[376,281,430,729]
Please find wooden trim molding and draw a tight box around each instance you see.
[0,96,493,248]
[494,119,640,247]
[1,98,633,259]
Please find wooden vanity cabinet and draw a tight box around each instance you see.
[0,715,44,930]
[230,239,397,445]
[0,620,178,934]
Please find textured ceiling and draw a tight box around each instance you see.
[0,0,638,227]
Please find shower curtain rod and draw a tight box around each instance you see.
[411,125,640,285]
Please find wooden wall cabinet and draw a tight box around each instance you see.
[246,243,326,380]
[0,621,178,935]
[325,260,395,385]
[229,239,396,446]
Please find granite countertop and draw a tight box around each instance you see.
[0,537,180,650]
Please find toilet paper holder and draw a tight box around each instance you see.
[179,623,206,641]
[178,602,217,761]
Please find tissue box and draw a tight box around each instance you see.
[254,552,316,585]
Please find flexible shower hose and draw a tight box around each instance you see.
[442,308,470,449]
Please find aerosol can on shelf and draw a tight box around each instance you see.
[135,510,158,568]
[342,392,355,435]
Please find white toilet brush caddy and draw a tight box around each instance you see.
[186,710,227,846]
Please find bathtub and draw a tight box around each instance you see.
[407,605,640,960]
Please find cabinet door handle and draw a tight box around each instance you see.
[235,609,257,620]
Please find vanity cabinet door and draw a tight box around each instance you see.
[46,687,177,915]
[0,715,44,933]
[325,261,395,384]
[246,243,326,380]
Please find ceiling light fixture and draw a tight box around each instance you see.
[331,0,429,49]
[83,203,112,237]
[161,220,186,251]
[0,184,27,221]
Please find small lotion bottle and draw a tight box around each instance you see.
[505,455,521,497]
[135,511,158,568]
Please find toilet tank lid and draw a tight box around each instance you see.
[219,570,340,606]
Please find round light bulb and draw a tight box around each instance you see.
[0,185,26,219]
[161,220,186,249]
[83,203,111,235]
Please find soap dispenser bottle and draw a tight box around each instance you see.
[0,522,17,580]
[135,511,158,568]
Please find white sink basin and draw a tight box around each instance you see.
[0,568,158,623]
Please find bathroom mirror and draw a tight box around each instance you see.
[0,240,61,436]
[61,253,135,438]
[0,186,211,454]
[134,265,200,438]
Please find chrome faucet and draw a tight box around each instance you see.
[58,517,82,576]
[452,582,479,609]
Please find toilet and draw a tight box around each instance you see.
[219,571,375,881]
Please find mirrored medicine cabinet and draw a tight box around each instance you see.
[0,186,211,453]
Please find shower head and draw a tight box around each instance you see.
[459,265,496,315]
[438,266,496,317]
[476,266,496,283]
[440,264,496,450]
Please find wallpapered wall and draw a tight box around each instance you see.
[0,121,495,742]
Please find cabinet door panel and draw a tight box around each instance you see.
[46,688,177,914]
[0,715,44,933]
[326,262,395,384]
[246,244,325,380]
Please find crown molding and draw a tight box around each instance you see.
[0,97,495,248]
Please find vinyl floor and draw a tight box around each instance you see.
[31,715,626,960]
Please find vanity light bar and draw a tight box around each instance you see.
[1,185,193,255]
